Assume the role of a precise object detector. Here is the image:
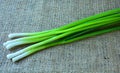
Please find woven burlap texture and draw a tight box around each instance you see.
[0,0,120,73]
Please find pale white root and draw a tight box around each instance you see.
[3,42,7,46]
[12,52,29,62]
[3,38,22,46]
[7,53,17,59]
[7,49,26,59]
[8,33,30,38]
[6,41,24,50]
[3,41,13,46]
[10,47,31,59]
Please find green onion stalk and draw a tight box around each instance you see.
[4,8,120,62]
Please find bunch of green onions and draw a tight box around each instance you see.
[4,8,120,62]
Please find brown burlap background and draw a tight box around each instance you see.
[0,0,120,73]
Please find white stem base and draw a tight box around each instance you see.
[6,41,23,50]
[8,33,29,38]
[12,52,29,62]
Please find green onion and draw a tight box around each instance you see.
[11,26,120,62]
[4,8,120,62]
